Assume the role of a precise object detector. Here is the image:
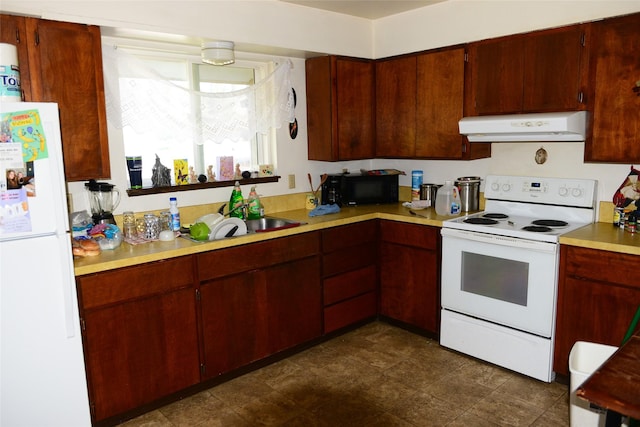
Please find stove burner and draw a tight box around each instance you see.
[464,217,499,225]
[522,225,553,233]
[483,213,509,219]
[532,219,568,227]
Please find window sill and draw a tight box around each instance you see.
[126,176,280,197]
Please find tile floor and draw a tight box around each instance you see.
[121,321,569,426]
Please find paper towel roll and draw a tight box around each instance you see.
[0,43,22,101]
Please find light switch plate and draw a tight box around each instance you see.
[288,174,296,189]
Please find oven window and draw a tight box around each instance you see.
[461,252,529,306]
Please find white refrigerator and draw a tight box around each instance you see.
[1,102,91,426]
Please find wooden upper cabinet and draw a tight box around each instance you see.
[375,55,417,158]
[467,24,589,115]
[585,12,640,163]
[522,25,589,112]
[0,15,32,101]
[416,47,490,160]
[470,37,524,115]
[416,48,464,159]
[20,17,110,181]
[376,49,490,160]
[306,56,374,161]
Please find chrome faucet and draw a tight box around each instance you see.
[218,202,248,220]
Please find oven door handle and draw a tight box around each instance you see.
[441,227,558,253]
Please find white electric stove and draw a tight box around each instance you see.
[440,175,598,382]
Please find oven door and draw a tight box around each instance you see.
[440,227,559,337]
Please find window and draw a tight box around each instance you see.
[102,44,292,190]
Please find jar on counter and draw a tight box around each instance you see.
[159,211,172,232]
[122,211,137,239]
[143,213,160,240]
[411,170,423,201]
[626,211,638,234]
[613,206,624,226]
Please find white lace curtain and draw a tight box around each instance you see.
[102,44,295,144]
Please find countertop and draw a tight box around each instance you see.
[74,204,640,276]
[559,222,640,256]
[73,203,447,276]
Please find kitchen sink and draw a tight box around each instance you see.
[245,216,303,233]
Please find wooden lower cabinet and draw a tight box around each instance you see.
[379,221,440,334]
[77,256,199,423]
[77,222,446,422]
[199,270,269,378]
[197,232,322,380]
[321,221,378,333]
[554,245,640,376]
[265,257,323,352]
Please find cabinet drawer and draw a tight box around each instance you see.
[322,244,377,277]
[322,221,377,252]
[197,232,320,281]
[78,256,194,310]
[324,265,377,306]
[380,220,439,250]
[563,246,640,289]
[324,292,377,334]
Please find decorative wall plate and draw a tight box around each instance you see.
[535,147,548,164]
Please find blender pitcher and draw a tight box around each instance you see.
[85,179,121,225]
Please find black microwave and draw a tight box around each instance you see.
[320,173,399,206]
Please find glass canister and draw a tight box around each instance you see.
[159,211,172,231]
[122,211,137,239]
[143,213,160,240]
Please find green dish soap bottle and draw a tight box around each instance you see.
[247,186,263,220]
[229,181,244,218]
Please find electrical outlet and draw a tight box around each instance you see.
[288,174,296,189]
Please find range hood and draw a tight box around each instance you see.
[459,111,587,142]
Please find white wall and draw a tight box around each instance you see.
[2,0,639,214]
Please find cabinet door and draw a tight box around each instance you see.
[416,48,465,159]
[375,56,416,157]
[0,14,32,100]
[82,288,199,422]
[380,242,439,333]
[200,271,269,379]
[522,25,588,112]
[470,36,524,115]
[336,58,375,160]
[379,221,440,334]
[78,257,199,422]
[24,18,110,181]
[266,256,322,353]
[585,13,640,163]
[306,56,334,160]
[305,56,374,161]
[554,246,640,376]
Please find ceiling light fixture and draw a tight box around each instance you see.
[201,41,235,66]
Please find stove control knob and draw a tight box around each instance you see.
[559,187,569,197]
[572,187,583,198]
[491,182,500,191]
[501,183,511,192]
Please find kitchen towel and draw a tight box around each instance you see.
[308,204,340,217]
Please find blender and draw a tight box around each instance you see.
[85,179,121,225]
